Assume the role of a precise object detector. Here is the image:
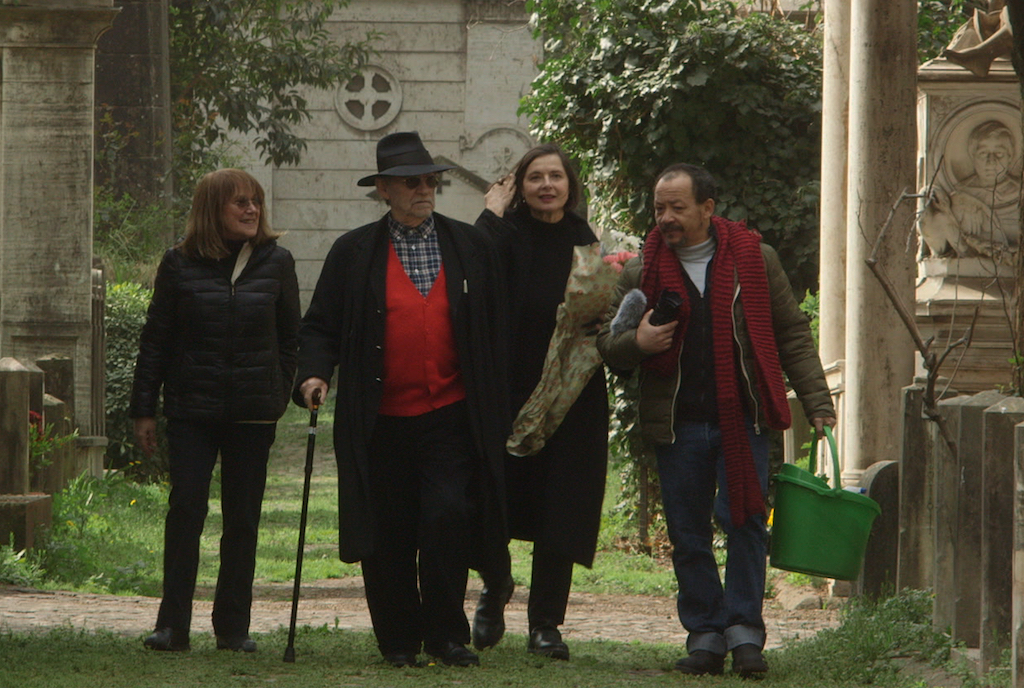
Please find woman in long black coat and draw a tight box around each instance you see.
[472,144,608,660]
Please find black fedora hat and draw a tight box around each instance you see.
[357,131,455,186]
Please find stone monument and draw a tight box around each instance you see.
[917,0,1020,393]
[0,0,118,476]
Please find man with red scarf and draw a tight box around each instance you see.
[597,164,835,678]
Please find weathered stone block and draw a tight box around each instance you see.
[980,397,1024,673]
[1012,421,1024,688]
[933,395,969,634]
[857,460,899,598]
[0,493,52,551]
[0,358,32,495]
[951,390,1007,648]
[898,383,934,591]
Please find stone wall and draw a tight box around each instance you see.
[232,0,541,307]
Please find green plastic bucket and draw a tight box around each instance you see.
[770,427,880,581]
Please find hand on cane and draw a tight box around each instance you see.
[299,377,328,410]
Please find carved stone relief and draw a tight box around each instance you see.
[458,127,535,182]
[920,102,1022,265]
[335,65,403,131]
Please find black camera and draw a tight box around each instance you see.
[648,289,683,326]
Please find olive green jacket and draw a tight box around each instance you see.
[596,245,834,447]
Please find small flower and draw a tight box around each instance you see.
[602,250,638,273]
[130,499,137,506]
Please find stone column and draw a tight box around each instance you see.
[0,2,118,442]
[94,0,172,208]
[841,0,918,482]
[818,0,850,367]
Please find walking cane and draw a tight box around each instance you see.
[284,388,320,663]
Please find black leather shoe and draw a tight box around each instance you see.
[143,627,190,652]
[527,626,569,660]
[674,649,725,675]
[382,651,421,668]
[425,640,480,667]
[216,635,257,652]
[731,644,768,677]
[472,574,514,650]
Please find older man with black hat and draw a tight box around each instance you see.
[294,132,510,668]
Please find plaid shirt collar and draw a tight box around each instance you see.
[387,213,436,242]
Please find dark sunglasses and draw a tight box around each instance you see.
[399,174,441,190]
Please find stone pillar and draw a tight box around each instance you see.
[0,358,32,494]
[933,394,967,634]
[934,390,1006,647]
[94,0,172,208]
[818,0,850,367]
[0,2,118,444]
[982,397,1024,673]
[1013,421,1024,688]
[897,382,935,591]
[841,0,917,483]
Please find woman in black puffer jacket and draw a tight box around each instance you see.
[130,168,300,653]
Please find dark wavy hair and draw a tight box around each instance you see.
[509,143,584,215]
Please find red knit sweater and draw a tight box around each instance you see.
[379,244,466,416]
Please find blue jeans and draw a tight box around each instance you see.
[655,419,770,655]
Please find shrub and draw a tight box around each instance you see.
[104,282,168,480]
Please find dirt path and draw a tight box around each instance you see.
[0,576,839,651]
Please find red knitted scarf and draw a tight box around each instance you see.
[640,217,791,526]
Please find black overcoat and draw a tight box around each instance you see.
[293,213,510,564]
[476,208,609,567]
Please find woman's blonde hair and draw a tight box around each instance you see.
[178,168,280,259]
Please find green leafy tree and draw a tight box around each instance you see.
[169,0,375,191]
[522,0,824,295]
[918,0,970,63]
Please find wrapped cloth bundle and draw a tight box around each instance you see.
[506,243,624,456]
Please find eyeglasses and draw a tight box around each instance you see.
[399,175,441,190]
[232,197,262,209]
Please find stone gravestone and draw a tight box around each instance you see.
[897,381,936,591]
[856,460,899,598]
[934,390,1008,646]
[979,396,1024,673]
[0,357,51,549]
[916,3,1020,395]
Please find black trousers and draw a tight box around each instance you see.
[362,401,476,655]
[156,419,275,639]
[482,546,574,630]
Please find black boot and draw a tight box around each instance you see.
[143,627,190,652]
[472,574,514,650]
[674,650,725,675]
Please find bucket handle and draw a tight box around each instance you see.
[808,426,842,491]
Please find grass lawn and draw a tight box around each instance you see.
[0,406,1003,686]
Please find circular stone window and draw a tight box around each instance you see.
[335,65,403,131]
